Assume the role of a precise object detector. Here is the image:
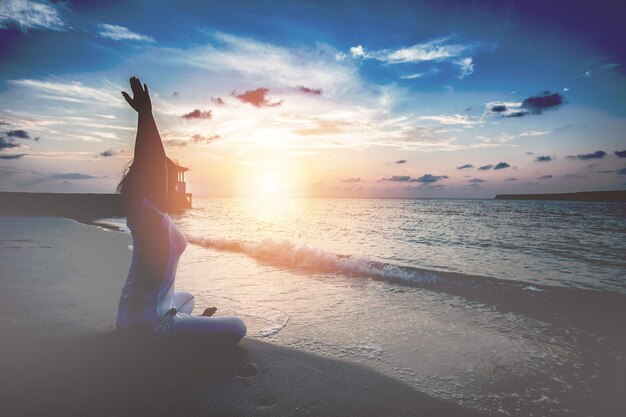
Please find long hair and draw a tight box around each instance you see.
[116,159,135,196]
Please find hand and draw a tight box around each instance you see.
[122,76,152,114]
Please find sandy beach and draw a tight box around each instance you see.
[0,216,483,417]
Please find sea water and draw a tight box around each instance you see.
[101,198,626,416]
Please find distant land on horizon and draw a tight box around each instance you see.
[0,190,625,221]
[495,190,626,202]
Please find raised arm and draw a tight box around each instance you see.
[121,76,168,212]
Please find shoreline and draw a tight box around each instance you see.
[0,216,483,416]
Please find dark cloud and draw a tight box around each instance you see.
[494,162,511,170]
[296,86,322,95]
[211,97,225,105]
[567,150,607,160]
[468,178,486,183]
[538,175,553,179]
[62,181,72,186]
[47,173,97,180]
[587,163,599,169]
[535,155,552,162]
[16,178,47,187]
[478,164,493,171]
[341,177,363,183]
[524,182,539,186]
[99,149,115,157]
[380,174,448,183]
[182,109,212,120]
[457,163,473,169]
[522,91,564,113]
[172,91,179,97]
[233,88,282,108]
[6,129,30,139]
[492,91,565,118]
[505,177,518,181]
[396,160,407,164]
[0,153,26,159]
[0,137,20,150]
[615,150,626,158]
[565,174,587,179]
[526,152,534,155]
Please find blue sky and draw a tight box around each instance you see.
[0,0,625,197]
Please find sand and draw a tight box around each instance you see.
[0,216,484,416]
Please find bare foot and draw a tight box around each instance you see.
[201,307,217,317]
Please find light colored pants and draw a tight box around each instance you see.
[156,291,247,343]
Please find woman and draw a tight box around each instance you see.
[116,76,246,343]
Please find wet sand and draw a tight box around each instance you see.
[0,217,483,416]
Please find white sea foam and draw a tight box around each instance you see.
[187,235,440,286]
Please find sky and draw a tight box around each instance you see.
[0,0,625,198]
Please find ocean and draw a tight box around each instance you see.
[98,197,626,416]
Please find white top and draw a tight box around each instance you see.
[116,198,187,329]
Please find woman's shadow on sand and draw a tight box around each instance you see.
[1,325,255,417]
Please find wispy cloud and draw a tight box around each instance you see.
[535,155,552,162]
[0,0,65,32]
[457,163,473,169]
[7,79,122,106]
[419,114,479,126]
[341,177,363,183]
[98,24,154,42]
[348,36,488,79]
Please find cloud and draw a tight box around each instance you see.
[396,160,407,164]
[98,24,154,42]
[6,129,30,139]
[505,177,518,181]
[454,57,474,79]
[478,164,493,171]
[348,36,486,79]
[518,130,549,137]
[535,155,552,162]
[232,87,282,108]
[341,177,363,183]
[567,150,607,160]
[587,163,599,169]
[191,134,220,144]
[165,134,220,147]
[0,0,65,32]
[0,153,25,159]
[615,150,626,158]
[538,175,553,179]
[468,177,486,183]
[419,114,478,125]
[182,109,212,120]
[523,91,564,113]
[8,79,122,106]
[47,172,97,180]
[597,168,626,175]
[296,86,322,95]
[488,91,565,118]
[211,97,225,105]
[494,162,510,170]
[457,163,473,169]
[98,149,116,157]
[380,174,448,183]
[0,137,20,150]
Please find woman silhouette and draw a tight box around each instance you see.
[116,76,246,343]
